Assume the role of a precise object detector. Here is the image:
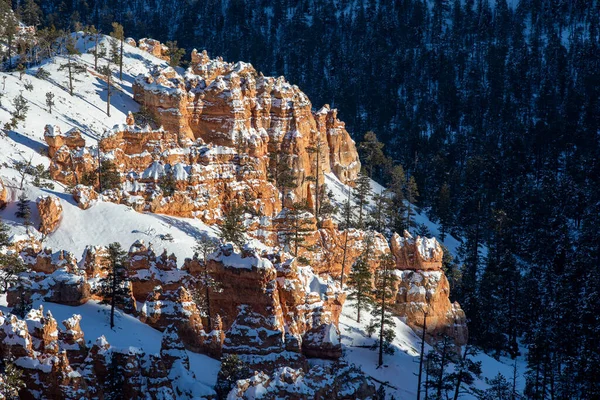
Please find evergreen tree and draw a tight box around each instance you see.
[437,183,452,241]
[347,234,374,323]
[358,131,387,178]
[192,235,219,331]
[354,171,371,229]
[98,63,113,116]
[166,41,185,67]
[216,354,251,398]
[0,216,10,247]
[14,193,32,234]
[405,175,419,233]
[476,373,513,400]
[280,201,313,259]
[109,22,124,80]
[58,42,86,96]
[98,160,120,191]
[0,361,25,400]
[99,242,131,329]
[45,92,55,114]
[425,335,455,400]
[367,253,397,368]
[158,166,176,196]
[219,203,247,248]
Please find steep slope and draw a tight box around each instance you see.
[1,34,522,399]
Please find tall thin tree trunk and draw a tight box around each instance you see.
[453,344,469,400]
[119,39,123,80]
[378,263,388,368]
[340,186,351,287]
[110,267,116,329]
[417,312,428,400]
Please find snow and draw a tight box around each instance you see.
[0,297,220,394]
[339,298,527,399]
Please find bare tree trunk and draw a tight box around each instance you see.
[418,312,428,400]
[378,263,388,368]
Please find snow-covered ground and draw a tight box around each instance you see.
[340,299,527,399]
[0,295,219,396]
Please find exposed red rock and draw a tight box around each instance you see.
[36,195,62,234]
[0,177,7,209]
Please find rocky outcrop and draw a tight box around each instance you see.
[72,185,98,210]
[227,363,377,400]
[390,231,468,345]
[202,244,345,371]
[137,38,170,61]
[36,195,62,234]
[8,248,91,307]
[140,286,224,357]
[0,177,7,209]
[127,240,188,300]
[390,230,444,271]
[0,311,212,399]
[132,48,360,193]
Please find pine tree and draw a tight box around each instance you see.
[387,164,407,232]
[166,41,185,67]
[20,0,42,27]
[88,25,101,70]
[219,204,247,248]
[216,354,251,398]
[98,160,120,191]
[14,194,31,234]
[192,235,219,331]
[45,92,55,114]
[158,166,176,196]
[347,234,374,323]
[425,335,455,400]
[98,63,113,116]
[358,131,387,178]
[58,42,86,96]
[405,175,419,233]
[0,216,10,247]
[280,201,313,259]
[307,140,324,222]
[476,373,513,400]
[367,253,397,367]
[99,242,131,329]
[437,183,452,242]
[109,22,124,80]
[354,171,371,229]
[0,362,26,399]
[269,151,297,209]
[338,184,354,287]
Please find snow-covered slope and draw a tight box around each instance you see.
[1,34,521,399]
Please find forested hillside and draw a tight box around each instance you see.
[3,0,600,398]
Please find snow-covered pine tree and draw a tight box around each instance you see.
[367,253,397,368]
[192,235,219,331]
[14,193,31,234]
[99,242,130,329]
[219,203,247,249]
[347,233,374,323]
[354,171,371,229]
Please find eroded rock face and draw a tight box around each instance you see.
[37,195,63,234]
[72,185,98,210]
[8,248,91,307]
[0,177,7,209]
[132,48,360,190]
[204,244,345,371]
[389,231,468,345]
[139,286,224,357]
[227,363,377,400]
[0,312,213,400]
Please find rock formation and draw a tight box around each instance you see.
[0,311,209,399]
[36,195,62,234]
[390,231,468,345]
[0,177,7,209]
[227,363,377,399]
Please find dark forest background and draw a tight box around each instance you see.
[10,0,600,397]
